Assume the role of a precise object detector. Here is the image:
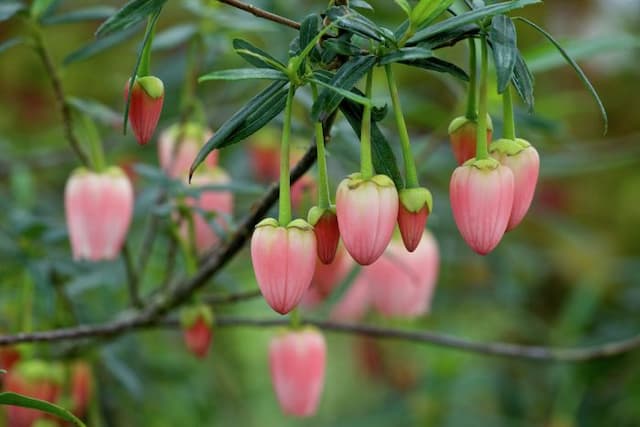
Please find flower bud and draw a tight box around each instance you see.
[269,328,326,417]
[449,158,514,255]
[251,218,317,314]
[397,187,433,252]
[65,167,134,261]
[307,206,340,264]
[181,305,214,358]
[448,115,493,165]
[368,232,439,317]
[70,361,93,418]
[158,123,217,178]
[336,173,398,265]
[490,138,540,231]
[125,76,164,145]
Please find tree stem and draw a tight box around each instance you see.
[465,38,478,121]
[476,34,490,160]
[360,70,374,179]
[502,84,516,140]
[278,85,296,225]
[311,82,331,208]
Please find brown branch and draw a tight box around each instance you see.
[203,289,262,305]
[218,0,300,30]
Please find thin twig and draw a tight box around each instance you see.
[203,289,262,305]
[218,0,300,30]
[122,244,143,308]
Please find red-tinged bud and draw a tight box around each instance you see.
[125,76,164,145]
[0,346,21,371]
[397,187,433,252]
[490,138,540,231]
[158,123,217,178]
[448,115,493,165]
[450,158,514,255]
[251,218,317,314]
[368,232,439,318]
[65,167,134,261]
[307,206,340,264]
[336,173,399,265]
[269,328,326,417]
[330,272,371,322]
[181,305,214,358]
[70,361,93,418]
[180,167,233,254]
[300,246,355,309]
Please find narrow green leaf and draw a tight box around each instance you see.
[152,24,198,51]
[311,55,376,121]
[0,37,23,55]
[299,14,320,51]
[511,52,534,111]
[400,56,469,80]
[64,24,139,65]
[326,6,394,43]
[407,0,540,45]
[199,68,288,82]
[411,0,454,28]
[489,15,518,93]
[190,81,288,176]
[224,94,288,148]
[394,0,411,17]
[96,0,167,38]
[379,46,433,65]
[350,0,374,10]
[30,0,56,19]
[232,39,287,71]
[424,24,478,50]
[42,6,117,25]
[515,17,607,133]
[0,392,86,427]
[66,97,122,128]
[0,2,26,22]
[309,78,373,108]
[339,99,404,189]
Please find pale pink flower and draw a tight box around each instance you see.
[65,167,134,261]
[330,272,371,322]
[301,246,355,309]
[158,123,217,178]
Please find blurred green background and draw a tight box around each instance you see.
[1,0,640,426]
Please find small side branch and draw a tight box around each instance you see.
[218,0,301,30]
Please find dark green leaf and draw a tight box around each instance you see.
[300,14,320,51]
[232,38,286,71]
[0,2,26,22]
[489,15,518,93]
[321,38,361,57]
[511,52,534,111]
[96,0,167,38]
[66,97,122,128]
[190,81,289,176]
[400,56,469,81]
[151,24,197,50]
[42,5,115,24]
[326,6,394,43]
[64,24,139,65]
[350,0,374,10]
[339,98,404,189]
[310,78,373,107]
[379,46,433,65]
[410,0,454,28]
[311,55,376,121]
[0,37,23,55]
[0,392,86,427]
[407,0,540,45]
[199,68,288,82]
[425,24,478,50]
[223,93,288,149]
[514,17,608,134]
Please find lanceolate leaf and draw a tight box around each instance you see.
[410,0,454,29]
[326,6,394,43]
[0,392,86,427]
[232,39,286,71]
[407,0,540,45]
[311,55,376,121]
[400,56,469,81]
[300,14,321,51]
[310,78,373,108]
[189,81,289,177]
[511,52,534,111]
[64,24,140,65]
[489,15,518,93]
[66,97,122,128]
[41,5,115,24]
[514,17,608,134]
[379,46,433,65]
[96,0,167,37]
[393,0,411,17]
[199,68,288,82]
[151,23,198,51]
[0,2,26,22]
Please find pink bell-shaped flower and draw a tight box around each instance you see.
[301,246,355,309]
[180,167,233,254]
[125,75,164,145]
[336,173,398,265]
[449,158,514,255]
[448,115,493,165]
[251,218,317,314]
[158,122,217,178]
[330,272,371,322]
[490,138,540,231]
[307,206,340,264]
[368,232,439,317]
[269,328,326,417]
[397,187,433,252]
[65,167,134,261]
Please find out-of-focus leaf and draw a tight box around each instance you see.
[30,0,55,19]
[393,0,411,17]
[407,0,540,45]
[515,17,607,133]
[400,56,469,81]
[152,24,197,50]
[199,68,288,82]
[326,6,394,43]
[0,2,26,22]
[489,15,517,93]
[41,6,116,25]
[511,52,534,111]
[64,24,140,65]
[96,0,167,37]
[0,37,23,55]
[232,38,286,71]
[0,393,86,427]
[311,55,376,121]
[379,46,433,65]
[350,0,374,10]
[66,97,122,128]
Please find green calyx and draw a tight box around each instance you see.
[399,187,433,213]
[255,217,313,231]
[255,217,280,229]
[15,359,64,385]
[448,114,494,135]
[180,305,214,329]
[136,76,164,99]
[463,157,501,170]
[307,205,336,227]
[345,172,396,190]
[489,138,529,157]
